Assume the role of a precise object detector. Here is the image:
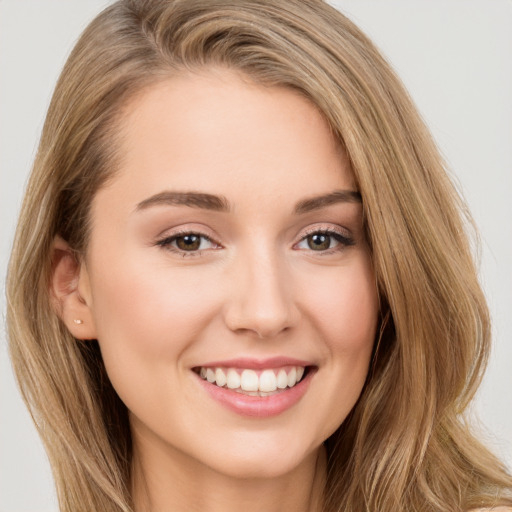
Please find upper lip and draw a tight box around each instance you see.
[194,356,314,370]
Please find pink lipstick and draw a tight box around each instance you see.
[193,357,316,417]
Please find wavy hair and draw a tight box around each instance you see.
[6,1,512,511]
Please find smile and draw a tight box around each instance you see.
[193,361,315,417]
[197,366,306,396]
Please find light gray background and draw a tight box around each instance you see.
[1,1,511,511]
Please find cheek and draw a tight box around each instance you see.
[86,253,222,384]
[313,269,378,438]
[303,254,379,354]
[299,253,379,428]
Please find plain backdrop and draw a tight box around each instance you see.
[1,1,511,511]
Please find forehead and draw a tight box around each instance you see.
[94,69,355,216]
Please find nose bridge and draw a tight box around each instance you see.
[224,240,298,338]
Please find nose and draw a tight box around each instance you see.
[223,248,300,339]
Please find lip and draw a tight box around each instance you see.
[193,362,316,418]
[196,356,314,370]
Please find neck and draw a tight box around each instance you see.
[131,433,327,512]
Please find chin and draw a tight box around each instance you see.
[196,433,320,480]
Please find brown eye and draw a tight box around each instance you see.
[307,233,331,250]
[176,234,201,251]
[295,229,355,253]
[156,232,219,255]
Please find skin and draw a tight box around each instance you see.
[54,69,380,512]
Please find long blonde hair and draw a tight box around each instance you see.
[6,1,512,511]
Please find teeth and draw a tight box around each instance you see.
[226,368,241,389]
[259,369,277,392]
[276,369,288,389]
[215,368,227,387]
[198,365,307,393]
[287,367,297,387]
[240,369,259,391]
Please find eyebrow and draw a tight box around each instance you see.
[293,190,362,214]
[135,191,230,212]
[134,189,361,214]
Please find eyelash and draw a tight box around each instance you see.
[297,228,355,255]
[155,227,355,258]
[155,230,219,258]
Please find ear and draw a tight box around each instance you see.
[50,236,97,340]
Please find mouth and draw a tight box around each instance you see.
[193,365,310,397]
[192,359,316,417]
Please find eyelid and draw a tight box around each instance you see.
[154,222,219,240]
[154,223,355,257]
[293,224,355,253]
[298,224,352,239]
[155,227,223,257]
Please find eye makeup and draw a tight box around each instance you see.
[155,224,355,259]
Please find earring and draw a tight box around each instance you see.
[73,319,84,325]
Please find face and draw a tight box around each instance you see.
[79,70,379,479]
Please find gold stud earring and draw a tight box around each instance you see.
[73,319,83,325]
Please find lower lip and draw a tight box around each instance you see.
[195,369,315,418]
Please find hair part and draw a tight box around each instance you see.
[7,1,512,511]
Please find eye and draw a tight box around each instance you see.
[156,232,220,255]
[295,229,354,252]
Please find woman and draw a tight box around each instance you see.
[6,0,512,511]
